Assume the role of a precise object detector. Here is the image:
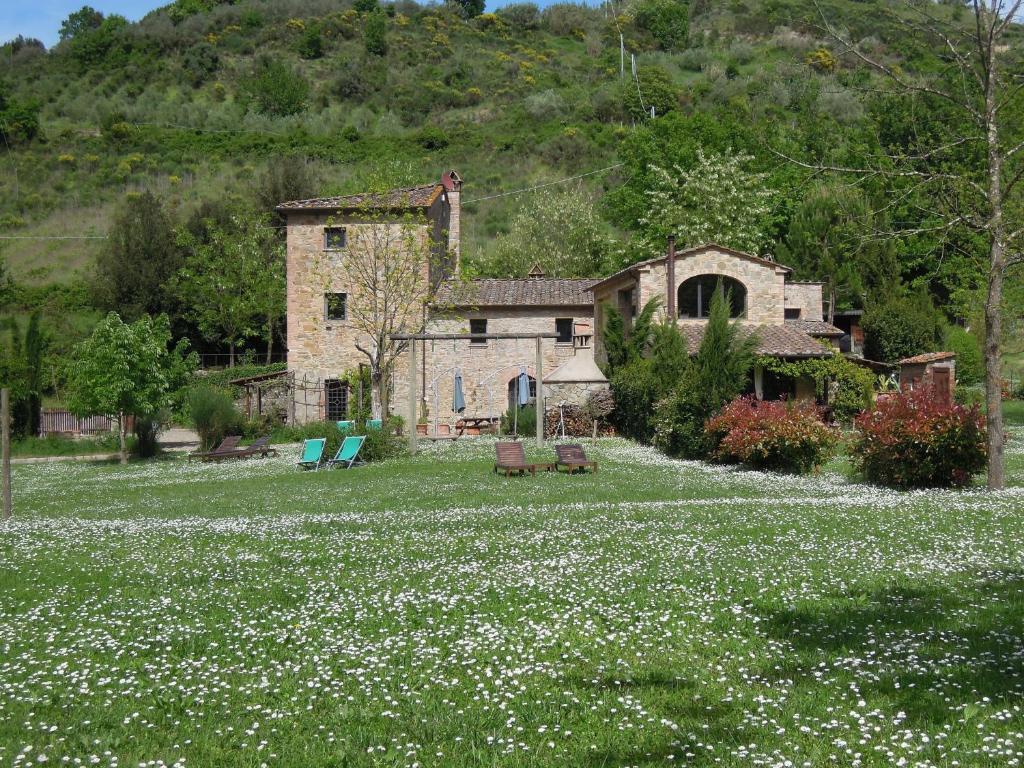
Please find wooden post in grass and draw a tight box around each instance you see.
[407,339,418,455]
[2,388,11,521]
[535,337,544,448]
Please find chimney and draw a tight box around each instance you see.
[528,263,546,278]
[666,235,676,319]
[442,170,462,271]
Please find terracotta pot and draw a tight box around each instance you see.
[416,423,428,435]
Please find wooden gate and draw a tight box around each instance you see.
[39,409,114,437]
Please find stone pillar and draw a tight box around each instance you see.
[754,364,764,400]
[447,172,462,269]
[666,235,676,320]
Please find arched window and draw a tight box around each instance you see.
[677,275,747,319]
[507,375,536,410]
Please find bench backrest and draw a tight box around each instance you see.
[299,438,326,463]
[335,435,365,462]
[495,441,527,465]
[556,444,588,462]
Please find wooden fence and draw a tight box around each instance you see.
[39,409,114,437]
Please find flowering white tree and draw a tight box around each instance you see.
[638,149,775,256]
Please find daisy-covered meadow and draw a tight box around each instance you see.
[1,425,1023,768]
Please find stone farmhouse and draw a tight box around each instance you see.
[278,172,845,426]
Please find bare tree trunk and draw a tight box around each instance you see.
[984,42,1006,491]
[229,341,236,368]
[118,412,128,465]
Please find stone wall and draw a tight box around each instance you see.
[592,246,791,364]
[390,307,595,429]
[544,381,608,408]
[285,211,433,423]
[783,282,824,321]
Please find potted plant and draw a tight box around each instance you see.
[416,400,429,435]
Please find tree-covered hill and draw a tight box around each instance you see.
[1,0,1021,374]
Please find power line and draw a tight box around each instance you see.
[1,163,629,239]
[462,163,625,204]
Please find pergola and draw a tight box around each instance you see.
[390,332,559,453]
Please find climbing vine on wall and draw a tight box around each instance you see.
[757,351,874,422]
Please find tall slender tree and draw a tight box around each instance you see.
[779,0,1024,488]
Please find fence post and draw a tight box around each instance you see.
[2,388,11,521]
[535,337,544,448]
[407,340,418,454]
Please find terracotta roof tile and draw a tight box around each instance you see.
[898,351,956,365]
[277,183,443,212]
[434,278,598,307]
[786,319,845,337]
[678,323,832,358]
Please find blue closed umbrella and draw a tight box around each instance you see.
[517,368,531,407]
[452,369,466,413]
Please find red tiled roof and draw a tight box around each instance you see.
[898,351,956,365]
[276,183,443,212]
[434,278,599,307]
[786,319,844,337]
[678,323,832,358]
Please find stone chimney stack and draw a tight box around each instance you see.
[442,170,463,269]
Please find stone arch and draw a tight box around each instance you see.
[677,274,747,319]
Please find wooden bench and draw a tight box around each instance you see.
[494,441,554,477]
[555,444,598,474]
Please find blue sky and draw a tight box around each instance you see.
[1,0,583,47]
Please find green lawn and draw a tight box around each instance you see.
[1,434,1024,767]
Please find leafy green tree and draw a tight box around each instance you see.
[59,6,103,40]
[862,292,943,363]
[606,112,758,232]
[241,58,309,117]
[777,186,898,322]
[68,14,128,67]
[622,65,679,120]
[253,157,321,229]
[475,186,610,278]
[601,297,661,373]
[649,317,688,394]
[353,0,379,12]
[0,82,40,144]
[0,313,45,437]
[364,11,388,56]
[654,287,757,458]
[636,149,775,258]
[173,214,283,367]
[95,191,182,321]
[944,325,984,386]
[632,0,689,51]
[66,313,195,464]
[182,42,219,87]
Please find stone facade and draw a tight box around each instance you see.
[591,244,833,365]
[391,307,594,429]
[281,175,459,423]
[544,381,607,408]
[783,282,825,321]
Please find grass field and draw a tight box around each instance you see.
[2,433,1024,768]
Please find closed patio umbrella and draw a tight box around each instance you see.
[452,369,466,413]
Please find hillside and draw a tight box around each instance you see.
[1,0,1021,374]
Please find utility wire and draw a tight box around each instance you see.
[462,163,625,204]
[4,163,630,239]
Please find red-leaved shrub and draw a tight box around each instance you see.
[851,386,987,488]
[705,396,839,473]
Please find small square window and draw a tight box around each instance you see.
[555,318,573,343]
[470,318,487,344]
[324,227,347,250]
[326,293,347,321]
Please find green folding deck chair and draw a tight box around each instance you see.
[326,435,366,469]
[365,418,383,430]
[296,438,327,471]
[336,420,355,434]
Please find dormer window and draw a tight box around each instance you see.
[678,275,746,319]
[324,227,347,250]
